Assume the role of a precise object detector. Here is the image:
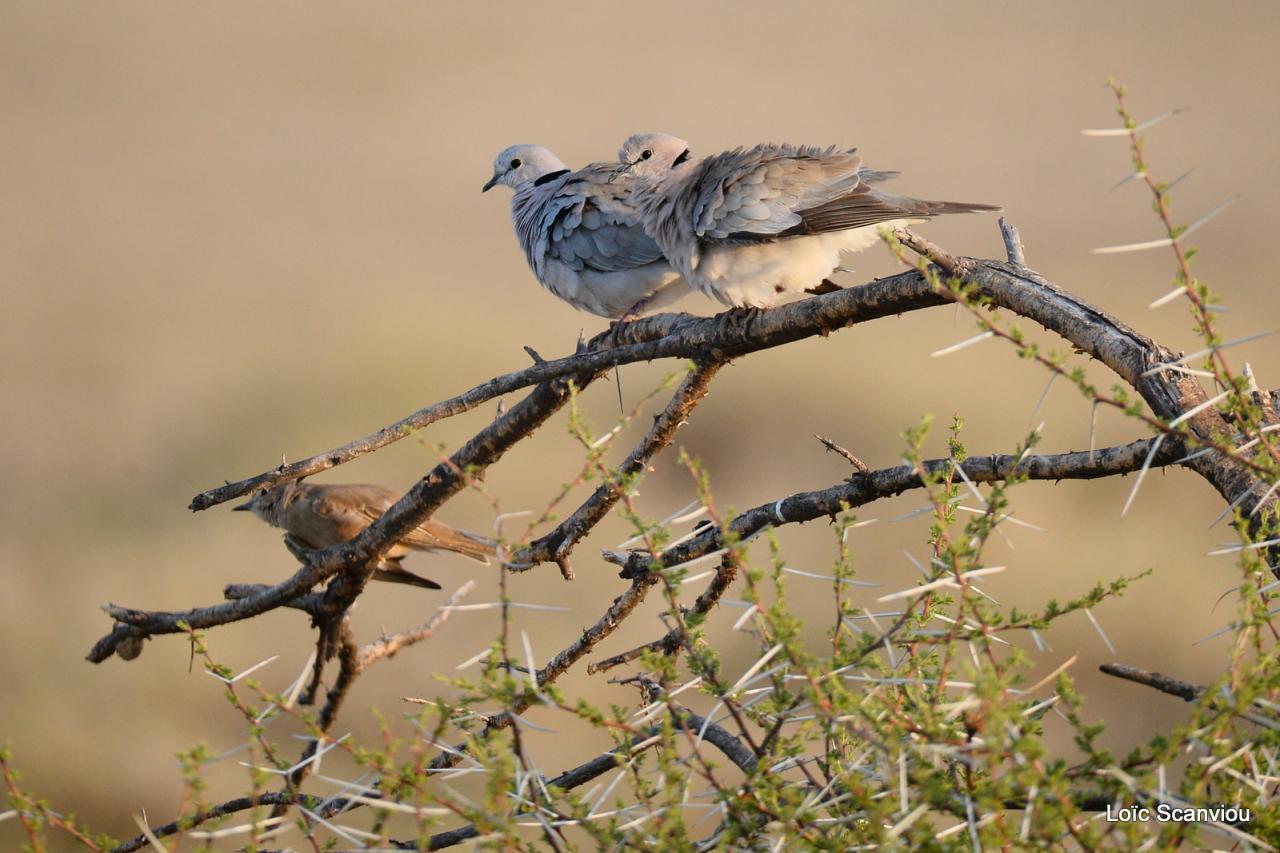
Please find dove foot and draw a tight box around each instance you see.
[607,296,655,347]
[714,305,764,339]
[608,318,634,349]
[805,278,843,296]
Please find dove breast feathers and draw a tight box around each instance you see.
[510,163,686,317]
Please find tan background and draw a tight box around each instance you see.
[3,1,1279,845]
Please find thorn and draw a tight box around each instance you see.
[1148,286,1187,309]
[1092,235,1174,255]
[523,345,545,364]
[1244,363,1260,393]
[814,434,869,472]
[1108,171,1146,192]
[1081,107,1185,137]
[930,331,994,358]
[1166,167,1195,192]
[495,399,507,419]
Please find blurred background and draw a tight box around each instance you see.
[3,1,1279,845]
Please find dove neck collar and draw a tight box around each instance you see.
[533,169,571,187]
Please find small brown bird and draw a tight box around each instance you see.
[234,480,495,589]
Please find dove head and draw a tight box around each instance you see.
[482,145,568,193]
[232,480,301,526]
[616,133,692,180]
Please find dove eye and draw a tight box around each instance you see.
[640,149,653,160]
[510,158,522,169]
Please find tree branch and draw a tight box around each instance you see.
[607,437,1183,581]
[1098,662,1201,701]
[188,273,952,512]
[421,708,754,850]
[590,552,741,673]
[89,373,593,662]
[512,361,721,574]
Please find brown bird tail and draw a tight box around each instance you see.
[918,198,1003,216]
[405,520,498,564]
[373,560,443,590]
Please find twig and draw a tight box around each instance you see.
[1098,663,1202,701]
[999,216,1026,266]
[513,361,721,574]
[188,275,952,513]
[590,551,741,673]
[814,434,870,472]
[424,575,662,774]
[89,373,594,663]
[608,437,1182,581]
[357,580,477,668]
[422,708,755,850]
[111,793,325,853]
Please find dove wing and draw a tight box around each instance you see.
[518,166,667,275]
[688,144,929,242]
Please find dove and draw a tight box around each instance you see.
[234,480,495,589]
[483,144,693,319]
[617,133,1000,309]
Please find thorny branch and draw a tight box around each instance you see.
[85,218,1280,848]
[95,227,1280,664]
[513,360,721,577]
[88,371,595,663]
[1099,662,1203,702]
[111,704,755,853]
[1099,662,1280,731]
[604,436,1183,582]
[420,707,755,851]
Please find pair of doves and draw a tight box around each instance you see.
[483,133,999,318]
[230,137,999,598]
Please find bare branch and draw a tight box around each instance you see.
[357,581,476,669]
[514,361,721,572]
[999,216,1027,266]
[814,434,870,472]
[89,374,593,662]
[1098,662,1202,701]
[590,552,741,673]
[609,437,1182,581]
[189,272,954,512]
[423,706,755,851]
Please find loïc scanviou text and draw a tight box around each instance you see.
[1105,803,1251,824]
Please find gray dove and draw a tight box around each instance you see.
[617,133,1000,308]
[483,144,692,319]
[235,480,495,589]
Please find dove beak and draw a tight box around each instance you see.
[232,500,252,512]
[481,173,501,193]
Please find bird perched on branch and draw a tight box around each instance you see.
[234,480,495,589]
[616,133,1000,309]
[483,143,693,319]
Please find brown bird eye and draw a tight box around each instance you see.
[510,158,522,169]
[641,150,653,160]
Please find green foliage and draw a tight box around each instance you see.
[5,82,1280,852]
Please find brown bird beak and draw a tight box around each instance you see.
[481,173,500,193]
[232,500,252,511]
